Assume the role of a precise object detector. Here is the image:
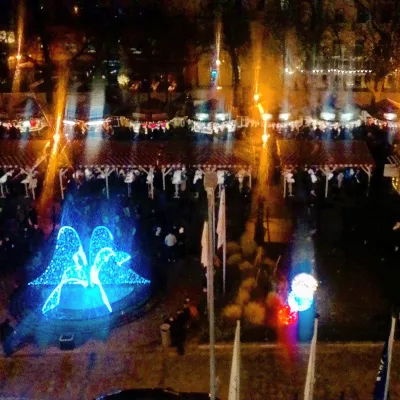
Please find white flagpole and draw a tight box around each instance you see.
[384,315,396,400]
[228,320,241,400]
[304,317,318,400]
[217,188,227,293]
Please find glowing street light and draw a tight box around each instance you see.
[262,113,271,145]
[73,5,79,14]
[216,59,221,66]
[262,113,272,121]
[253,93,260,102]
[53,133,60,144]
[15,54,22,61]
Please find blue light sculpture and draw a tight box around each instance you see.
[29,226,150,314]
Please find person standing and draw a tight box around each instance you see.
[0,318,15,357]
[164,231,177,262]
[175,309,187,355]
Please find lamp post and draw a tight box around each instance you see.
[204,171,218,400]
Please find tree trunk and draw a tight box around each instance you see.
[229,45,240,110]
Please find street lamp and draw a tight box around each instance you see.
[15,54,21,61]
[216,59,221,66]
[253,93,260,102]
[262,113,270,145]
[203,171,218,400]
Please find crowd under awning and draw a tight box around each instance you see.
[277,140,375,197]
[0,139,253,200]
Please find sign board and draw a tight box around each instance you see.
[384,164,399,178]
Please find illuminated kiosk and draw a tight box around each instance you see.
[27,226,151,322]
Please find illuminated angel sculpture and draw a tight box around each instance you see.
[29,226,150,314]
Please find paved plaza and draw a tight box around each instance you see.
[0,343,400,399]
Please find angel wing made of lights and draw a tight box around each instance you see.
[30,226,147,315]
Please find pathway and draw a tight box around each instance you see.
[0,343,399,399]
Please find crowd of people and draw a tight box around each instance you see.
[0,199,45,269]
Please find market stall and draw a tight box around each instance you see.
[59,140,252,200]
[277,140,375,198]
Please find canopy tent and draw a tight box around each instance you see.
[365,98,400,121]
[277,140,375,197]
[62,140,251,169]
[56,140,252,199]
[0,140,49,199]
[0,140,49,168]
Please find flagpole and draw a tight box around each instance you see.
[205,172,218,400]
[304,317,318,400]
[384,316,396,400]
[223,234,226,294]
[228,320,241,400]
[222,188,226,294]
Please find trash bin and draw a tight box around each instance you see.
[160,323,171,348]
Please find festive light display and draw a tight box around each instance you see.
[29,226,150,314]
[278,305,298,326]
[287,273,318,312]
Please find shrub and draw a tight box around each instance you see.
[238,260,253,272]
[240,235,257,258]
[244,302,266,325]
[223,304,242,320]
[226,241,241,255]
[265,291,281,309]
[227,253,243,266]
[236,287,251,306]
[240,277,257,290]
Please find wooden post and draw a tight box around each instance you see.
[325,174,329,198]
[283,170,287,198]
[248,167,252,189]
[31,182,36,200]
[59,168,66,200]
[162,167,172,191]
[361,166,372,196]
[105,170,110,199]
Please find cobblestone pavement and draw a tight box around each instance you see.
[0,343,399,400]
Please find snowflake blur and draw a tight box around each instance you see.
[287,273,318,312]
[29,226,150,314]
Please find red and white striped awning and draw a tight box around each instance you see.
[0,140,48,169]
[65,140,251,168]
[277,140,375,169]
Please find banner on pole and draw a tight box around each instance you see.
[201,221,209,268]
[217,188,226,249]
